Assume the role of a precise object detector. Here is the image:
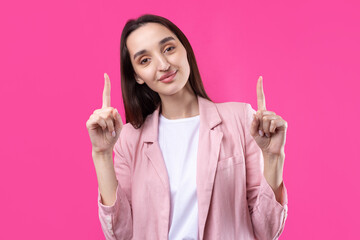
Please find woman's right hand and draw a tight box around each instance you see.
[86,73,123,155]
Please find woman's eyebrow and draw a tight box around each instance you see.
[133,36,175,60]
[159,36,175,46]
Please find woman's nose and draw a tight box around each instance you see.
[156,55,170,71]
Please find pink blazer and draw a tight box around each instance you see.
[97,96,288,240]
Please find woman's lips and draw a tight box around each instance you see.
[159,70,177,83]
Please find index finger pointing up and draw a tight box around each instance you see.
[102,73,111,108]
[257,76,266,111]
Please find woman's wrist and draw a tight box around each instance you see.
[92,149,113,158]
[263,151,284,191]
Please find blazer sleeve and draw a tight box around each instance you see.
[97,127,133,240]
[243,103,288,240]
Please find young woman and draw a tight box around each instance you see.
[86,14,288,240]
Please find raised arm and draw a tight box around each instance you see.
[245,76,289,239]
[86,73,132,239]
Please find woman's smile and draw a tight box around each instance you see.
[159,70,177,83]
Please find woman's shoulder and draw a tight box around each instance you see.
[115,121,143,156]
[207,101,257,130]
[213,101,256,117]
[120,122,143,138]
[119,110,156,141]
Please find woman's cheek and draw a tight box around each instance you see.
[142,66,153,77]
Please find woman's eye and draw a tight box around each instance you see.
[165,46,175,53]
[140,58,149,65]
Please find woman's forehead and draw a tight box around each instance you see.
[126,23,178,55]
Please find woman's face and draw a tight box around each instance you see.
[126,23,191,97]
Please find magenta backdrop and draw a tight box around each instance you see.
[1,0,359,239]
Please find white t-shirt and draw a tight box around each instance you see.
[158,113,200,240]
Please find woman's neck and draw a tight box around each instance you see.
[159,84,199,119]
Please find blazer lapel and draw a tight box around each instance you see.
[196,97,223,240]
[142,106,170,192]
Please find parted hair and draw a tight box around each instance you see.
[120,14,211,129]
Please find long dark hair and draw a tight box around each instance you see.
[120,14,211,129]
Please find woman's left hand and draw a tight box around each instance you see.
[250,76,288,201]
[250,76,288,156]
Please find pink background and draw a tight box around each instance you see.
[1,0,359,239]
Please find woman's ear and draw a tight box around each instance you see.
[134,74,145,85]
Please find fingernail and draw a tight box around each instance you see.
[266,133,270,138]
[259,130,264,137]
[112,131,116,137]
[104,73,107,79]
